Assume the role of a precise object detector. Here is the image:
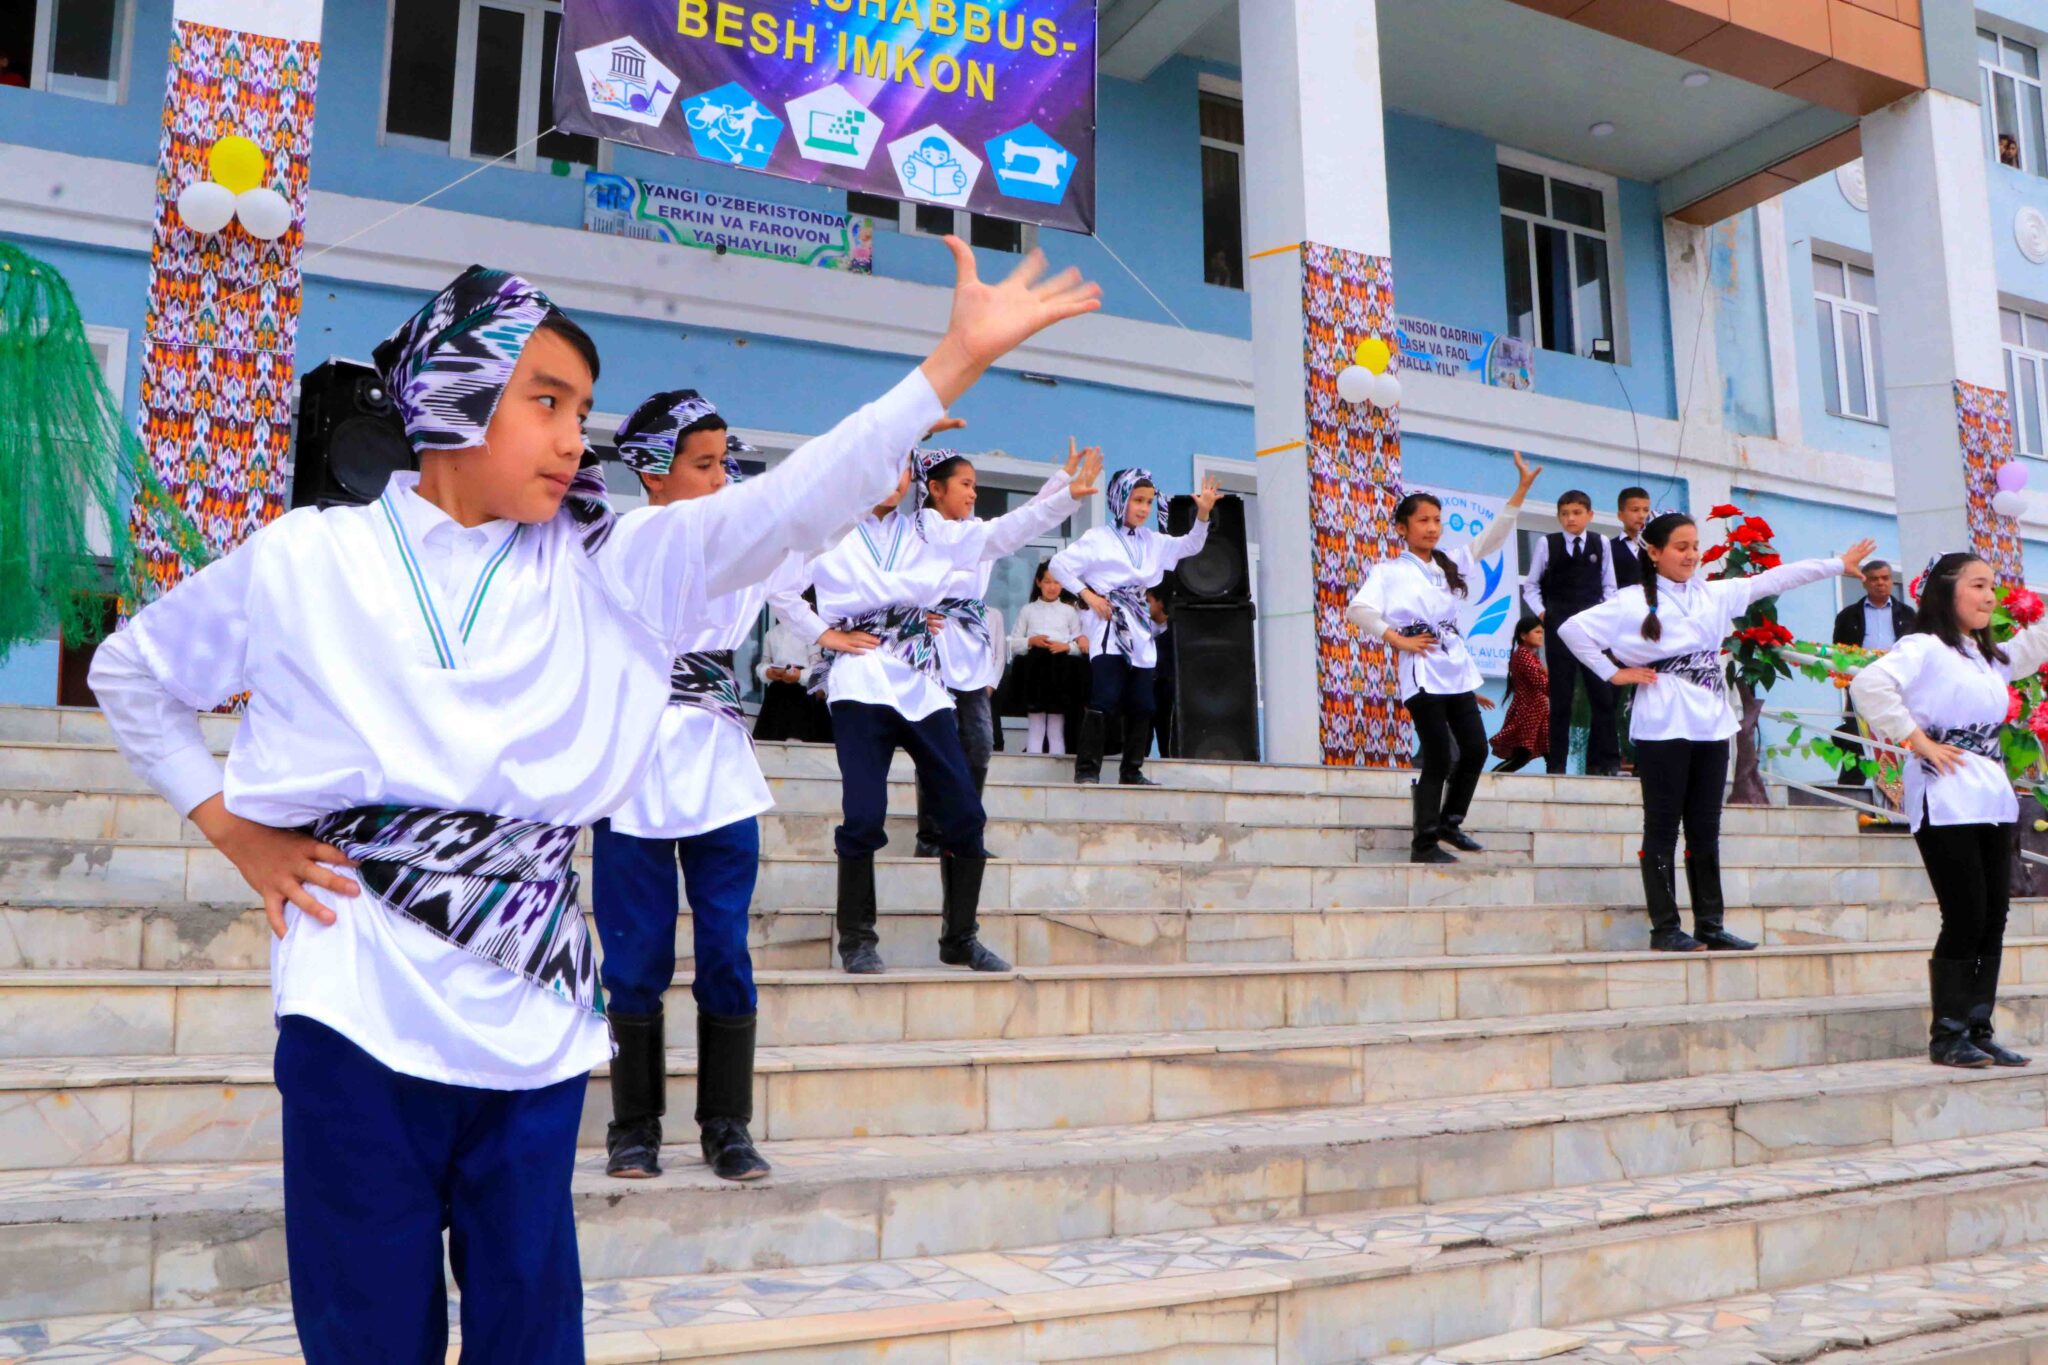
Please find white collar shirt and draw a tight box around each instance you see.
[1046,519,1210,670]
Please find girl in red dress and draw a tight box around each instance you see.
[1491,616,1549,772]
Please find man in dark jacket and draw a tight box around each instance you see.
[1832,560,1916,783]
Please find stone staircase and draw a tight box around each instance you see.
[3,702,2048,1362]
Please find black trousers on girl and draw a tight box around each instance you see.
[1631,738,1751,951]
[1407,690,1484,854]
[1911,820,2025,1065]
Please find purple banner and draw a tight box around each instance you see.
[553,1,1097,234]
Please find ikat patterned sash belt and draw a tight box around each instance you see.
[1397,619,1462,643]
[812,604,939,694]
[1103,585,1153,657]
[1929,722,2003,762]
[309,806,600,1015]
[670,648,746,728]
[933,596,990,654]
[1652,650,1725,696]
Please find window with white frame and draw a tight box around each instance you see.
[1813,254,1886,423]
[1981,27,2047,175]
[844,191,1032,253]
[2,0,131,102]
[2004,306,2048,457]
[382,0,600,171]
[1198,86,1245,290]
[1499,157,1618,361]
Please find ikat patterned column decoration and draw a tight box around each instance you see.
[1302,242,1404,767]
[129,2,320,608]
[1957,380,2024,582]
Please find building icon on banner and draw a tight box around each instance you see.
[574,36,678,129]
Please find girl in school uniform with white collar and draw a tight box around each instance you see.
[1347,451,1539,863]
[1560,512,1873,954]
[1852,551,2048,1068]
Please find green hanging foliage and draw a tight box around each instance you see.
[0,240,209,662]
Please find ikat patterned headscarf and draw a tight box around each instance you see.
[910,447,961,488]
[371,265,560,454]
[1107,467,1158,535]
[615,389,720,475]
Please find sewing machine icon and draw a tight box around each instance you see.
[986,122,1075,205]
[998,139,1068,187]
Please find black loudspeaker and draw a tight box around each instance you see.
[1165,493,1251,604]
[291,360,415,509]
[1171,602,1260,762]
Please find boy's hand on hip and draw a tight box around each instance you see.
[190,794,358,939]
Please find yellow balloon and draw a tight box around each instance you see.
[1353,336,1392,375]
[209,136,268,195]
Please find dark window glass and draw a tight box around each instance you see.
[1501,215,1535,344]
[914,202,955,236]
[1534,222,1574,356]
[536,9,597,165]
[1201,143,1244,288]
[1498,164,1545,216]
[468,4,524,159]
[1550,177,1604,231]
[51,0,117,81]
[1198,90,1243,143]
[1572,234,1612,356]
[847,190,900,226]
[386,0,459,142]
[1815,299,1842,417]
[970,214,1022,252]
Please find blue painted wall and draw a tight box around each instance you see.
[1712,212,1773,437]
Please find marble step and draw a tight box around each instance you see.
[3,1058,2045,1322]
[1381,1243,2048,1365]
[8,938,2039,1059]
[9,1130,2048,1361]
[6,989,2041,1168]
[6,892,2010,974]
[0,836,1934,914]
[0,787,1904,869]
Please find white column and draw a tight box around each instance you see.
[1861,88,2019,580]
[1665,217,1726,464]
[1238,0,1394,765]
[1754,197,1805,449]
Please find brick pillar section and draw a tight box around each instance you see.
[1861,88,2023,585]
[129,0,322,608]
[1239,0,1402,765]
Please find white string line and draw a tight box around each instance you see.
[1089,230,1255,399]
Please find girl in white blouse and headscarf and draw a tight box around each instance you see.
[1853,551,2048,1069]
[1560,512,1872,956]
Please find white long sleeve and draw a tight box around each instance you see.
[1557,606,1622,683]
[919,475,1078,569]
[88,627,227,818]
[1718,556,1841,613]
[1468,506,1519,565]
[1522,535,1549,617]
[1847,651,1917,744]
[595,369,943,645]
[2007,615,2048,677]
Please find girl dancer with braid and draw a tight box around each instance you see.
[1347,451,1538,862]
[1560,513,1873,952]
[912,437,1096,856]
[1051,468,1219,785]
[85,242,1101,1361]
[1852,552,2048,1068]
[809,443,1099,974]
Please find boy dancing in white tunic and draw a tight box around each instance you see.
[88,245,1100,1362]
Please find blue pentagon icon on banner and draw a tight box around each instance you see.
[987,122,1076,206]
[680,81,784,169]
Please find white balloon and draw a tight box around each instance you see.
[1336,365,1373,404]
[234,187,292,241]
[1369,371,1403,408]
[175,180,236,234]
[1992,489,2030,519]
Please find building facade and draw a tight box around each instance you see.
[0,0,2033,773]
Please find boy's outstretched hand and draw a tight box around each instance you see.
[921,239,1101,406]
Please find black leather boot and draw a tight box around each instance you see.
[695,1012,770,1181]
[1968,954,2030,1066]
[913,766,943,858]
[1119,712,1159,786]
[1930,959,1995,1066]
[1410,779,1457,864]
[937,851,1010,970]
[970,763,995,856]
[836,853,884,974]
[605,1010,665,1178]
[1641,852,1704,952]
[1684,850,1756,951]
[1440,763,1484,852]
[1074,708,1107,784]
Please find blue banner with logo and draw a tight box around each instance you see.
[553,1,1098,233]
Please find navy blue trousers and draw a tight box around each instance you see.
[1089,654,1156,716]
[275,1015,587,1365]
[831,700,984,857]
[590,816,760,1018]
